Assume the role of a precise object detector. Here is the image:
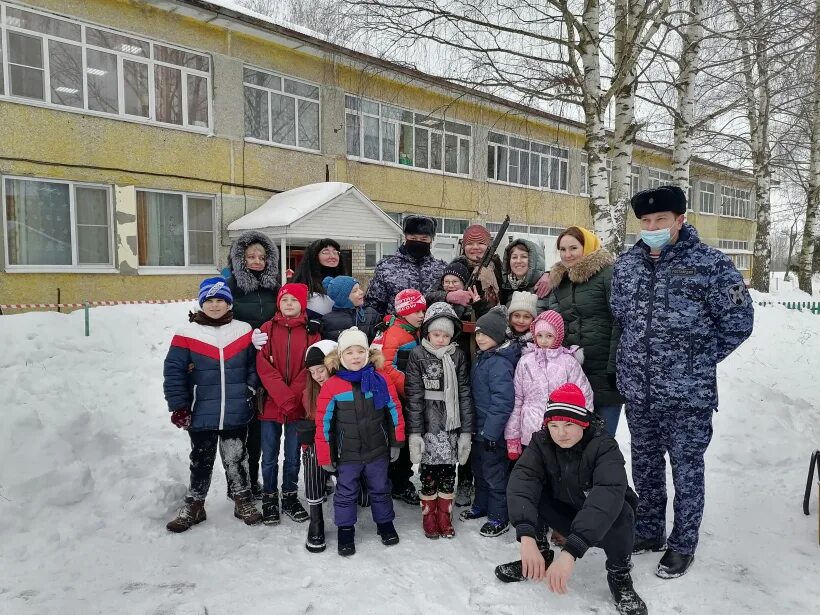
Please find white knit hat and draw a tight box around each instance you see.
[337,327,368,356]
[508,291,538,318]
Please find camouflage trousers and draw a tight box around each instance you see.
[625,404,713,556]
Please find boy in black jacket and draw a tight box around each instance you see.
[499,384,648,615]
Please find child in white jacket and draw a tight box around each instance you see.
[505,310,593,461]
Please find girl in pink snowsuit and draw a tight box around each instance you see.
[505,310,593,461]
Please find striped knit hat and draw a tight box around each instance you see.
[543,383,590,428]
[531,310,565,349]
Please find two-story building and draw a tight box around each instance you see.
[0,0,756,307]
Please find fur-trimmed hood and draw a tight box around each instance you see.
[324,349,386,373]
[228,230,279,293]
[549,247,615,288]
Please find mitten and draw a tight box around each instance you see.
[170,408,191,429]
[484,438,497,452]
[306,319,321,335]
[408,434,425,465]
[390,446,401,462]
[251,328,268,350]
[507,438,522,461]
[321,463,337,474]
[446,289,473,306]
[457,433,472,465]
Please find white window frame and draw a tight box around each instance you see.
[699,181,716,215]
[0,1,212,133]
[135,188,218,274]
[2,174,116,272]
[345,94,472,178]
[580,154,589,196]
[487,131,569,192]
[243,65,321,153]
[647,168,672,189]
[721,185,752,219]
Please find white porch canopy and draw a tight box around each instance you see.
[227,182,403,283]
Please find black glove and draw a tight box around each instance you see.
[307,319,321,335]
[484,438,497,452]
[607,373,618,389]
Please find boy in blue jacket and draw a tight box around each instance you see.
[164,277,262,532]
[460,306,521,537]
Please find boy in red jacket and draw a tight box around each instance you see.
[257,283,320,525]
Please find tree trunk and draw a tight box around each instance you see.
[798,0,820,293]
[671,0,704,194]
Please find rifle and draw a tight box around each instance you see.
[465,215,510,290]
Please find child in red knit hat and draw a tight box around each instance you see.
[256,283,321,525]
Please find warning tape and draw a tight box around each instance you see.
[0,298,196,310]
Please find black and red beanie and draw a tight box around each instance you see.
[543,383,591,428]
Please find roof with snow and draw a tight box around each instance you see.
[227,182,403,242]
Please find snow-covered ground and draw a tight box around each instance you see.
[1,299,819,615]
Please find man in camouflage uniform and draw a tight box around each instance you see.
[365,214,448,506]
[610,186,754,579]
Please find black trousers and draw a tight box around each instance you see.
[457,451,473,486]
[245,413,262,486]
[389,408,414,492]
[188,427,250,500]
[537,494,635,568]
[420,463,457,496]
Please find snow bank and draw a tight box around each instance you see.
[0,300,818,614]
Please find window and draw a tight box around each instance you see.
[0,3,210,129]
[721,186,752,219]
[648,168,672,189]
[385,211,403,226]
[345,95,471,176]
[243,67,320,151]
[487,132,568,191]
[719,239,750,251]
[136,190,214,267]
[364,241,399,269]
[629,165,641,196]
[442,218,469,235]
[729,253,751,270]
[699,181,716,214]
[3,176,113,267]
[580,154,588,195]
[625,233,637,247]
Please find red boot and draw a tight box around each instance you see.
[421,495,440,539]
[436,493,455,538]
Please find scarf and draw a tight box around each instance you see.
[421,338,461,431]
[336,364,390,410]
[189,310,234,326]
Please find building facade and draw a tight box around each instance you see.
[0,0,756,307]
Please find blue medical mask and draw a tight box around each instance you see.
[640,227,672,251]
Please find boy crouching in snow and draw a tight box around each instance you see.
[164,277,262,532]
[498,384,647,615]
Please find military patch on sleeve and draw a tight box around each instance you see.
[726,283,749,307]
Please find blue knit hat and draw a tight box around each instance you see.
[323,275,358,309]
[198,276,233,307]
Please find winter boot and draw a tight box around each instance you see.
[607,564,648,615]
[459,505,487,521]
[421,495,440,539]
[436,493,455,538]
[656,548,695,579]
[233,489,262,525]
[377,521,400,546]
[632,537,666,554]
[251,481,263,501]
[166,496,206,533]
[262,491,280,526]
[305,504,326,553]
[281,491,309,523]
[338,526,356,557]
[494,544,555,583]
[454,481,473,507]
[479,519,510,538]
[392,484,420,506]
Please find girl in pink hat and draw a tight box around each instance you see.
[504,310,593,462]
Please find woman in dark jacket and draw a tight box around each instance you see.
[292,238,347,319]
[546,226,624,435]
[224,230,280,498]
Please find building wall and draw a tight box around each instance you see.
[0,0,757,308]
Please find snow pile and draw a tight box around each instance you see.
[1,301,819,614]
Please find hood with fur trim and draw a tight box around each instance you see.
[324,348,386,373]
[228,230,279,293]
[549,247,614,288]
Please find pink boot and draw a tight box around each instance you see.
[436,493,455,538]
[421,495,440,539]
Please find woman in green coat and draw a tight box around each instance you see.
[546,227,624,435]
